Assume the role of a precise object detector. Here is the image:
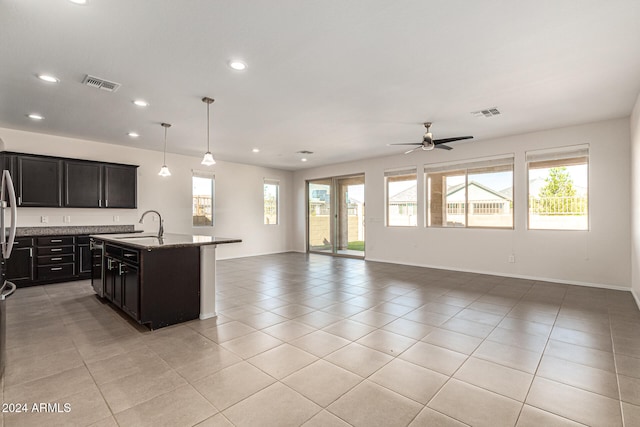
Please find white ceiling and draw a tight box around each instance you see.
[1,0,640,171]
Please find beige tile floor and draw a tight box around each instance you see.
[2,252,640,426]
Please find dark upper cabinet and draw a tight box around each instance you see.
[104,164,137,208]
[1,152,137,209]
[17,156,62,207]
[64,161,103,208]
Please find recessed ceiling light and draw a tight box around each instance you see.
[127,132,140,138]
[301,158,308,162]
[37,74,59,83]
[69,0,87,4]
[133,100,149,107]
[28,114,44,120]
[252,148,260,153]
[229,60,247,71]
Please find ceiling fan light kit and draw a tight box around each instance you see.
[388,122,473,154]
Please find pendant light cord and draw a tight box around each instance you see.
[207,101,211,152]
[163,126,168,164]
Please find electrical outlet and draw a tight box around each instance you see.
[508,254,515,263]
[113,215,120,222]
[63,216,71,223]
[40,216,48,223]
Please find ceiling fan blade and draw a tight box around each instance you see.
[435,144,453,150]
[433,136,474,145]
[404,146,423,154]
[388,143,423,146]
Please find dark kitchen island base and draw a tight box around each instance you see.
[92,233,241,330]
[102,242,201,330]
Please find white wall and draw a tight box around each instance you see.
[0,127,294,259]
[631,92,640,304]
[293,118,631,289]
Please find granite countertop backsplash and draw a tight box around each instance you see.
[16,225,137,237]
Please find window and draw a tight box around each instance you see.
[426,156,514,228]
[385,168,417,226]
[527,145,588,230]
[192,171,214,227]
[264,179,279,225]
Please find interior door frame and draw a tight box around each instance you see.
[306,173,365,259]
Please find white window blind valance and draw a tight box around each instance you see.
[192,169,215,179]
[526,145,589,163]
[424,155,514,174]
[264,178,279,186]
[384,167,417,177]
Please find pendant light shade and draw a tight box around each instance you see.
[201,97,216,166]
[158,123,172,177]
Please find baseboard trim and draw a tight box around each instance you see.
[364,256,631,292]
[632,289,640,310]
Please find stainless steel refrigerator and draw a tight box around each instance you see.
[0,169,18,379]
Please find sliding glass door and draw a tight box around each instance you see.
[307,174,365,258]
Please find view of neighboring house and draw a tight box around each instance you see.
[389,181,512,227]
[445,181,512,227]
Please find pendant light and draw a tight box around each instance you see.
[201,97,216,166]
[158,122,172,177]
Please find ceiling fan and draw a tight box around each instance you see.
[389,122,473,154]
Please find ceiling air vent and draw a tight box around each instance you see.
[471,107,501,118]
[82,75,121,92]
[297,150,314,154]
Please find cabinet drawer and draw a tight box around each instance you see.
[77,236,90,245]
[37,236,74,246]
[38,254,75,265]
[121,249,139,264]
[13,237,34,247]
[37,263,75,280]
[38,245,74,256]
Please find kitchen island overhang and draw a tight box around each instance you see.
[89,233,241,329]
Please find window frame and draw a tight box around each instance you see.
[192,170,215,228]
[384,167,418,227]
[526,145,589,231]
[425,155,515,229]
[263,178,279,225]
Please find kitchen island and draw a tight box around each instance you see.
[90,233,241,329]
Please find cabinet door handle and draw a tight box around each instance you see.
[51,239,62,243]
[17,196,22,205]
[51,257,62,261]
[51,248,63,252]
[124,253,135,257]
[29,248,33,257]
[51,267,63,271]
[99,199,102,207]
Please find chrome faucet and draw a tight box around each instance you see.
[139,210,164,238]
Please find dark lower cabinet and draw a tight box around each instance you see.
[8,234,96,287]
[77,239,92,275]
[104,257,116,300]
[98,241,199,329]
[104,251,140,321]
[122,263,139,320]
[4,238,35,286]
